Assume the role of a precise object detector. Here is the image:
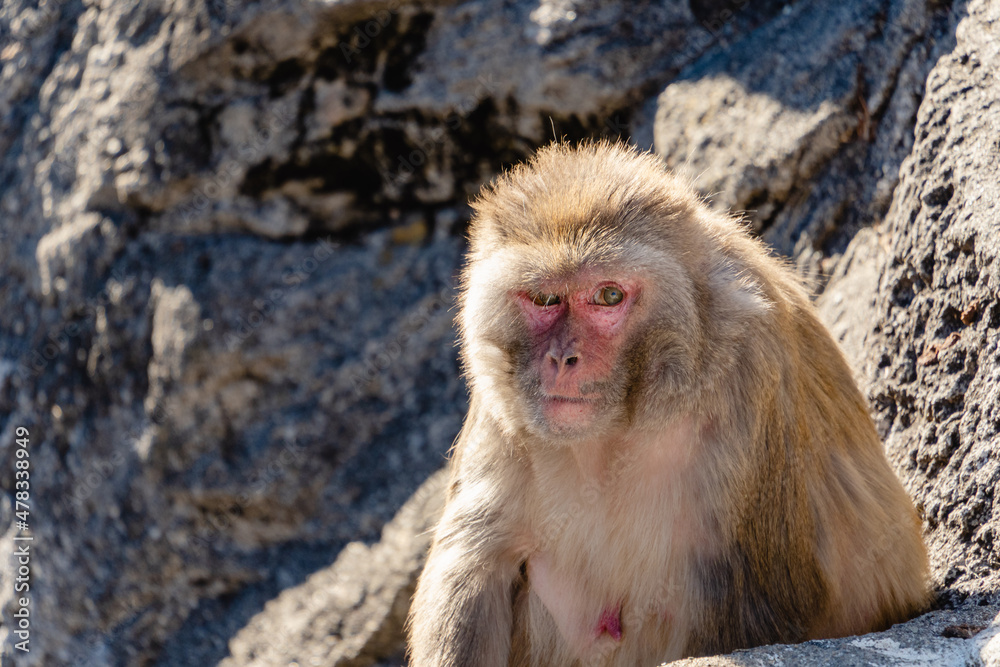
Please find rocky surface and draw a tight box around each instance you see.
[667,605,1000,667]
[0,0,997,665]
[818,0,1000,607]
[650,0,960,283]
[218,469,447,667]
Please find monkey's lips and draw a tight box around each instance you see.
[540,394,599,429]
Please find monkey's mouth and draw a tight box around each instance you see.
[538,394,600,430]
[542,395,595,403]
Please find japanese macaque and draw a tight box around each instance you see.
[407,141,929,666]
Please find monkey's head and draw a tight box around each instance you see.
[459,142,771,443]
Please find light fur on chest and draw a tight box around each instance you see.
[521,416,709,665]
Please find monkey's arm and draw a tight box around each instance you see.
[408,423,527,667]
[408,503,521,666]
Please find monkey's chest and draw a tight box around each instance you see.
[522,424,703,663]
[524,491,694,663]
[525,550,632,647]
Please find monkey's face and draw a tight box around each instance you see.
[513,270,641,436]
[460,240,698,443]
[458,142,764,443]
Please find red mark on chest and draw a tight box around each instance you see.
[595,605,623,641]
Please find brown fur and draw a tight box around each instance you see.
[407,141,929,666]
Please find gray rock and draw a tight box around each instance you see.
[665,606,1000,667]
[650,0,960,284]
[220,468,447,667]
[818,0,1000,604]
[1,228,465,666]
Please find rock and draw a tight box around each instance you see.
[814,226,884,380]
[666,606,1000,667]
[220,468,448,667]
[1,220,465,665]
[817,0,1000,604]
[650,0,957,283]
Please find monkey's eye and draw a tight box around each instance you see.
[531,293,561,307]
[593,285,625,306]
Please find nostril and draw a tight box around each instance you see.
[565,356,578,366]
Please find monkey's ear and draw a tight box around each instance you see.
[706,256,773,319]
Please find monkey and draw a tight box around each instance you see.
[407,141,929,667]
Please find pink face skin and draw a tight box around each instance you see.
[516,274,641,433]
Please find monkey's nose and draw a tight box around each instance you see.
[547,350,580,370]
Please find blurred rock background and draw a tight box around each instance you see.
[0,0,997,665]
